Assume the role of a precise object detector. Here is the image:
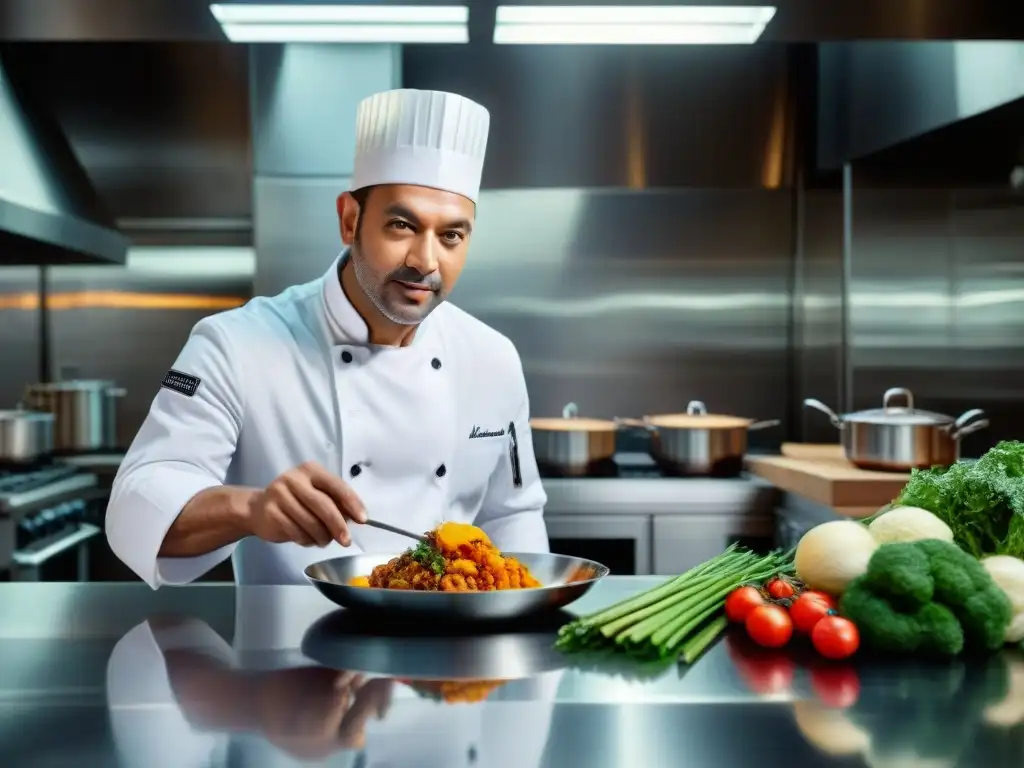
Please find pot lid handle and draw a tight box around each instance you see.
[562,402,579,419]
[882,387,914,411]
[686,400,708,415]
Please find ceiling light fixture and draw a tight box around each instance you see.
[209,4,469,43]
[493,5,777,45]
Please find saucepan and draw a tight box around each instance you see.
[23,379,126,453]
[803,387,989,472]
[529,402,618,476]
[617,401,780,477]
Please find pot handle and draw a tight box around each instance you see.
[803,398,843,428]
[561,402,579,419]
[106,387,127,398]
[951,418,989,441]
[686,401,708,415]
[951,408,985,430]
[883,387,914,411]
[748,419,781,432]
[614,417,655,432]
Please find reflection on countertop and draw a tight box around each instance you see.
[0,579,1022,767]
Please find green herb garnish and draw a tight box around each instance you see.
[895,440,1024,559]
[410,540,446,576]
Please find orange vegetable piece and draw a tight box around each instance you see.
[434,521,491,552]
[348,575,370,587]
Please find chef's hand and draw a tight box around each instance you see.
[257,670,394,760]
[248,461,367,547]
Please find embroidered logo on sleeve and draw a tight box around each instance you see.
[162,369,201,398]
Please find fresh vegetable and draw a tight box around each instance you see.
[725,585,765,623]
[981,555,1024,643]
[746,604,794,648]
[894,440,1024,559]
[812,616,861,660]
[839,540,1013,657]
[556,545,794,663]
[790,591,837,633]
[868,505,954,545]
[795,520,879,595]
[766,576,797,600]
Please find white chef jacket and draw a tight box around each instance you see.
[106,252,549,588]
[105,589,563,768]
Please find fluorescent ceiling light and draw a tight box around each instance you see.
[210,4,469,43]
[493,5,776,45]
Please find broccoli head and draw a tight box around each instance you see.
[840,539,1012,657]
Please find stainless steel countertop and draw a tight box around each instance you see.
[0,580,1017,767]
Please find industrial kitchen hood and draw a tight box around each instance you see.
[0,54,129,265]
[818,41,1024,175]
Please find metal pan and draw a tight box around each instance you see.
[618,400,780,476]
[529,402,618,476]
[305,552,609,621]
[0,409,55,464]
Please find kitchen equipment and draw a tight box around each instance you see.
[302,607,570,680]
[803,387,989,472]
[0,409,54,464]
[23,380,126,454]
[362,518,427,543]
[305,552,609,620]
[617,401,780,477]
[529,402,618,476]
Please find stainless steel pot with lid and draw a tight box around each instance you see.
[23,379,126,454]
[0,409,55,464]
[804,387,989,472]
[530,402,618,476]
[618,400,781,477]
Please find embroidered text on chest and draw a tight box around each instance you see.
[469,425,506,439]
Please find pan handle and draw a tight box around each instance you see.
[951,418,989,441]
[614,417,655,431]
[804,398,844,429]
[748,419,781,432]
[562,402,579,419]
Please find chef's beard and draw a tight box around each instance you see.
[350,240,445,326]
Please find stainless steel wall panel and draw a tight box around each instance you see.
[793,190,844,442]
[0,267,41,407]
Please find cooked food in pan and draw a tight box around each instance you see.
[348,522,541,592]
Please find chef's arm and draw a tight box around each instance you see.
[106,318,247,589]
[476,375,550,553]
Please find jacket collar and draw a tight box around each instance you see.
[320,250,435,347]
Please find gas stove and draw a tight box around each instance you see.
[0,463,98,513]
[0,461,103,581]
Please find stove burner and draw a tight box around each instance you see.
[0,464,79,495]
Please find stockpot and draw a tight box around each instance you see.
[618,401,780,477]
[0,409,55,464]
[23,380,126,454]
[529,403,618,476]
[803,387,989,472]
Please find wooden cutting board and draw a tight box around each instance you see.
[746,443,910,518]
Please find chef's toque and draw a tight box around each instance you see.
[350,88,490,204]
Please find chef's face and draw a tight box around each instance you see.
[338,184,475,325]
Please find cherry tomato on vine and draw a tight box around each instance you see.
[725,586,765,623]
[745,604,793,649]
[812,616,860,660]
[790,591,836,634]
[766,577,797,600]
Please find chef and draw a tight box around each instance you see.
[105,88,549,587]
[105,589,564,768]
